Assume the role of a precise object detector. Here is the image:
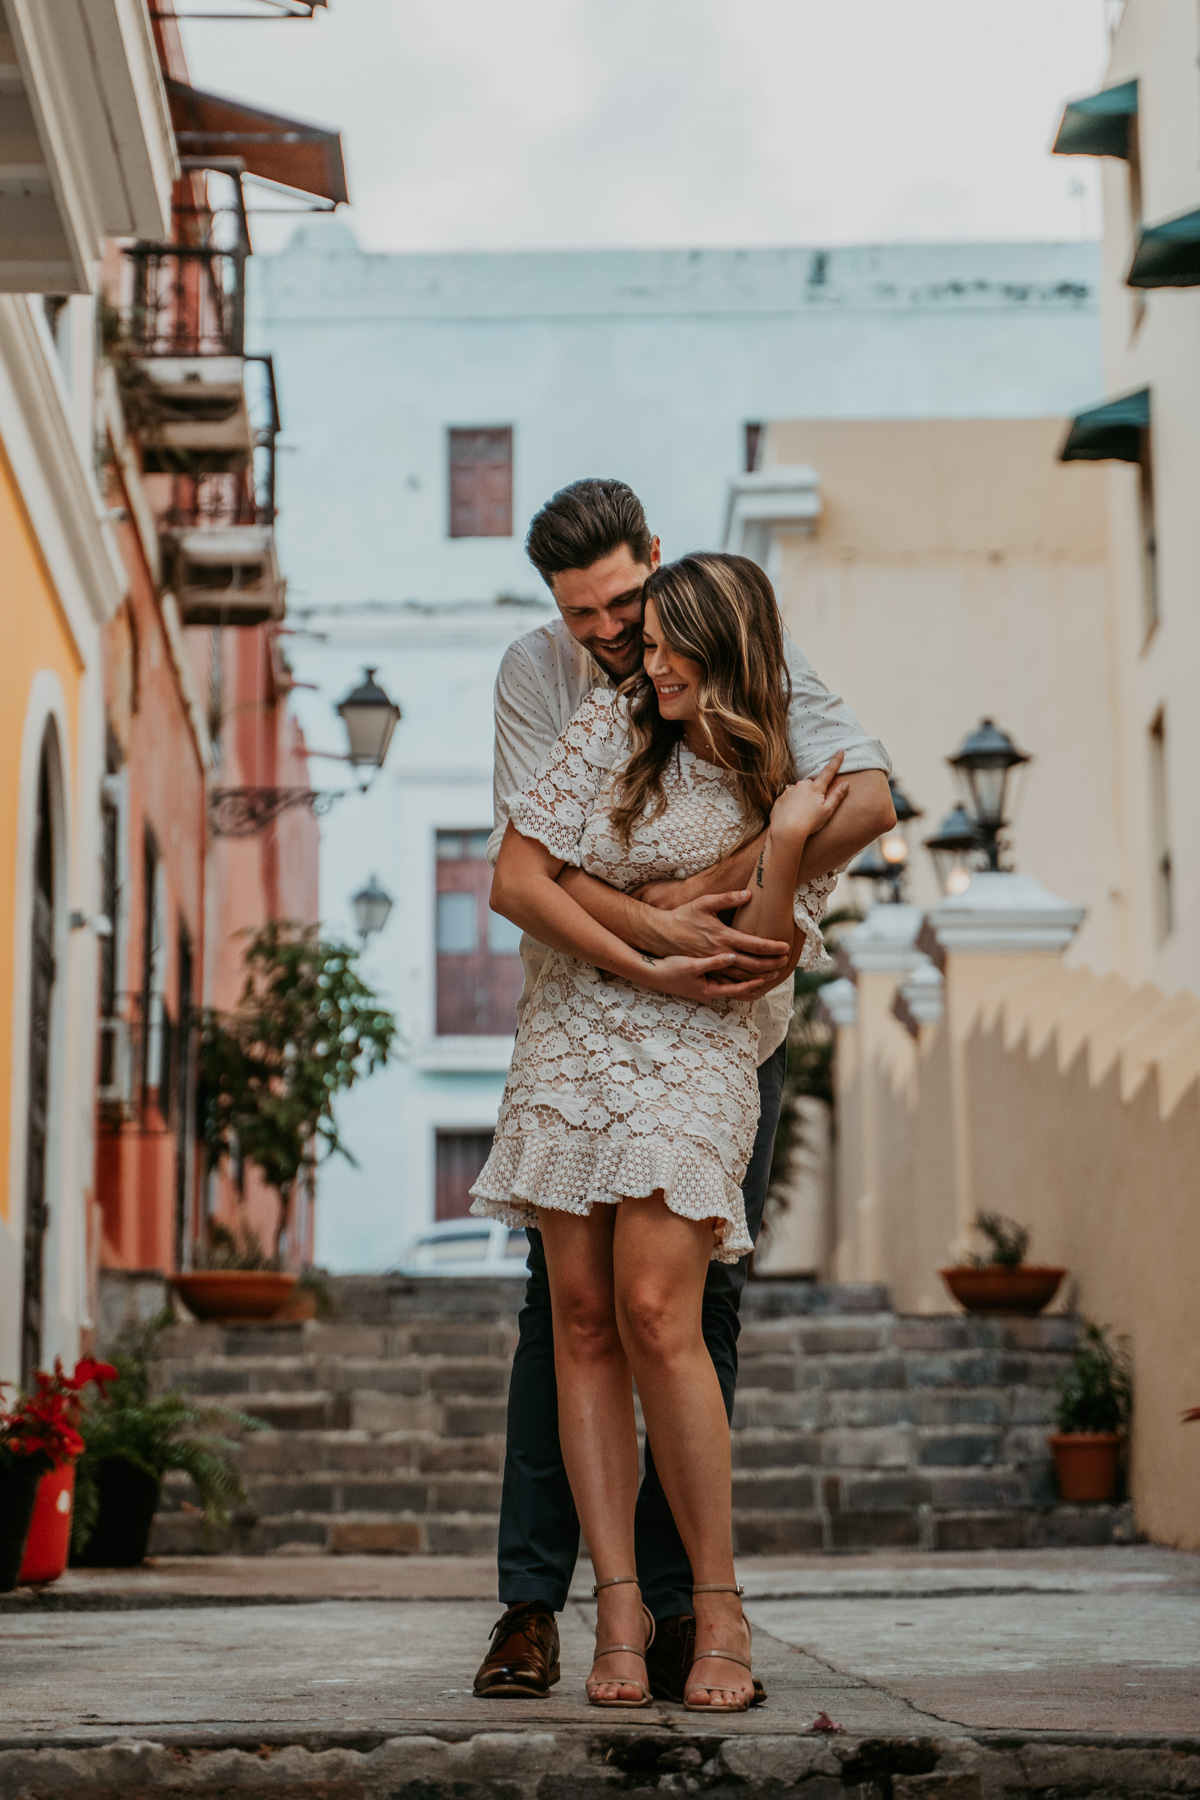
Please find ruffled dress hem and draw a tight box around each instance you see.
[469,1130,753,1264]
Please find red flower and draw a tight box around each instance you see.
[0,1356,114,1467]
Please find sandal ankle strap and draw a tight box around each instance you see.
[592,1574,641,1595]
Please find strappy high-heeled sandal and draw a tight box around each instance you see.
[586,1575,656,1708]
[684,1581,757,1713]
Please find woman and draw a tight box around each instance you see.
[471,553,847,1711]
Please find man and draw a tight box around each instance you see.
[473,479,892,1703]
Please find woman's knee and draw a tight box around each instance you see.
[618,1277,698,1365]
[553,1286,622,1363]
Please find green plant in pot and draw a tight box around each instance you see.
[1048,1320,1132,1505]
[72,1320,263,1568]
[939,1211,1066,1315]
[180,923,395,1321]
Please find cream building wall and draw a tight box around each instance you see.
[763,418,1121,970]
[1084,0,1200,997]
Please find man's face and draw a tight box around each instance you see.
[550,539,661,681]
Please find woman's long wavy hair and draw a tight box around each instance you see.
[609,552,795,849]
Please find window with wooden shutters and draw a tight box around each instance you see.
[435,829,524,1034]
[448,427,513,538]
[435,1129,495,1220]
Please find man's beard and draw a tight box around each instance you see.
[583,630,642,681]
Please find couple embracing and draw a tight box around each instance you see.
[467,479,892,1711]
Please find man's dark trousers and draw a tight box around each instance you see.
[496,1040,787,1621]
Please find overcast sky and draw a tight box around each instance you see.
[181,0,1111,253]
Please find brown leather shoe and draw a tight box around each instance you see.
[473,1601,561,1698]
[646,1614,767,1706]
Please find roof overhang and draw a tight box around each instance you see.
[1059,388,1150,463]
[0,0,177,293]
[1128,206,1200,289]
[1051,79,1138,159]
[165,80,347,206]
[722,465,822,567]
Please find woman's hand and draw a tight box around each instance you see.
[770,753,850,844]
[633,950,769,1004]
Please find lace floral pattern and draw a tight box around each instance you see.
[471,689,834,1262]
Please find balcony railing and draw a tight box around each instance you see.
[157,353,280,533]
[119,240,247,358]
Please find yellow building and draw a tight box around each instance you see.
[0,3,174,1384]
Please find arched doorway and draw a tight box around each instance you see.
[20,733,58,1389]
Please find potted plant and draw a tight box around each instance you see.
[189,923,395,1319]
[1048,1320,1131,1503]
[0,1358,115,1589]
[72,1321,262,1567]
[174,1219,298,1323]
[940,1211,1066,1315]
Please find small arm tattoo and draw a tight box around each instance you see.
[755,849,765,889]
[640,952,659,967]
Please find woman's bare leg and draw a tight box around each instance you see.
[613,1194,754,1708]
[535,1204,648,1702]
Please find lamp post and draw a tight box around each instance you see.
[849,776,923,905]
[947,718,1030,872]
[924,805,985,897]
[337,667,401,787]
[350,873,393,944]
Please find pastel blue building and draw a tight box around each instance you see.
[247,230,1102,1270]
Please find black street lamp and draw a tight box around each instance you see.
[924,804,985,897]
[947,718,1030,871]
[849,776,924,905]
[337,667,401,784]
[351,873,393,943]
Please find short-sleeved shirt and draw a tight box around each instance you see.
[489,614,891,1063]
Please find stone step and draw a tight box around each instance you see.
[318,1273,892,1324]
[732,1383,1057,1430]
[235,1429,506,1477]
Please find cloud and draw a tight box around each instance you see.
[179,0,1107,252]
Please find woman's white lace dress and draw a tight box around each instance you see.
[469,689,832,1262]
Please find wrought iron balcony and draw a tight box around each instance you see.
[119,239,246,359]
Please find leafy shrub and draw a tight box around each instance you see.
[1054,1321,1132,1436]
[970,1211,1031,1268]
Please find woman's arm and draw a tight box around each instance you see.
[732,758,850,943]
[490,824,767,1004]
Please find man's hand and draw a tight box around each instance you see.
[654,889,791,980]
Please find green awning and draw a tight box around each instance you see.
[1128,206,1200,288]
[1052,79,1138,158]
[1059,389,1150,463]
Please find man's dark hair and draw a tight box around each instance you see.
[525,479,653,586]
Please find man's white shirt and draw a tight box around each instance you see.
[488,615,891,1066]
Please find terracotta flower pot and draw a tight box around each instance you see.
[71,1457,161,1568]
[173,1270,298,1322]
[1048,1432,1122,1503]
[939,1265,1066,1316]
[0,1458,42,1591]
[18,1461,75,1585]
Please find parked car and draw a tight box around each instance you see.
[392,1218,529,1278]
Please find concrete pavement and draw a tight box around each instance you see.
[1,1547,1197,1796]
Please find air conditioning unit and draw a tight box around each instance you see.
[97,1017,136,1118]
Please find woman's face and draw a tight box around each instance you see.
[642,596,703,722]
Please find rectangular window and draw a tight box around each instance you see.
[448,427,513,538]
[435,828,524,1035]
[435,1129,495,1221]
[1148,711,1173,941]
[744,422,763,473]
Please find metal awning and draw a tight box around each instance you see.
[165,81,348,205]
[1052,79,1138,158]
[1128,206,1200,288]
[1059,389,1150,463]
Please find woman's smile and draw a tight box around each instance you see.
[643,598,702,720]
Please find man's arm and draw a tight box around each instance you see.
[633,769,895,911]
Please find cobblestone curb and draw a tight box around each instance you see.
[2,1728,1199,1799]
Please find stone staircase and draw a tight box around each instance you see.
[148,1275,1134,1556]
